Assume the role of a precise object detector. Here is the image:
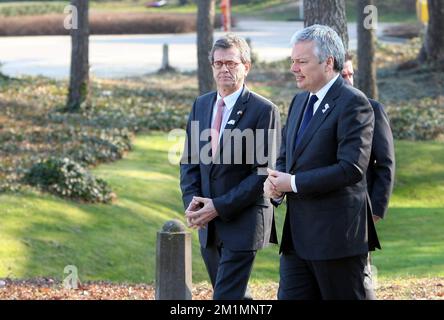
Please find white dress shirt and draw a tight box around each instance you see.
[290,74,340,193]
[212,86,243,143]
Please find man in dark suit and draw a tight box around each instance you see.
[180,34,280,300]
[341,53,395,299]
[264,24,379,300]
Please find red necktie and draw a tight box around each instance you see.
[211,98,225,157]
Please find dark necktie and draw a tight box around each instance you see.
[295,94,318,147]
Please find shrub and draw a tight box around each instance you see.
[0,2,66,17]
[388,101,444,141]
[70,129,133,165]
[24,157,114,203]
[0,12,227,36]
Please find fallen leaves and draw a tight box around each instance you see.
[0,277,442,300]
[376,277,444,300]
[0,278,155,300]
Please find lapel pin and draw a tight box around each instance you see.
[237,110,243,115]
[321,103,330,114]
[227,120,235,125]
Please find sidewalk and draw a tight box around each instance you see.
[0,19,400,79]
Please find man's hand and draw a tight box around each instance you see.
[186,197,218,229]
[264,171,284,199]
[185,198,202,227]
[267,168,293,193]
[372,215,381,223]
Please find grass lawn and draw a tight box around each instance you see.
[372,140,444,279]
[1,134,443,284]
[0,133,208,283]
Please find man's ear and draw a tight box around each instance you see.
[325,56,335,71]
[244,62,251,75]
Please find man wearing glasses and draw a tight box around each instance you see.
[180,34,280,299]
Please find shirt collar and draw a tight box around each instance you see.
[216,85,244,111]
[311,74,339,102]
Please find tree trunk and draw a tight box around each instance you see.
[67,0,90,112]
[197,0,215,95]
[357,0,378,100]
[303,0,349,50]
[421,0,444,62]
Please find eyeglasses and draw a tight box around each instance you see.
[212,60,241,69]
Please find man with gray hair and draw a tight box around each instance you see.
[181,33,280,299]
[264,25,380,299]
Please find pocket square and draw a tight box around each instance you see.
[227,120,236,125]
[321,103,330,114]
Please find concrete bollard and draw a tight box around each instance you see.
[158,43,176,73]
[158,43,177,73]
[155,219,192,300]
[161,43,170,70]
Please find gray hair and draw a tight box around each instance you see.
[209,33,251,64]
[290,24,345,72]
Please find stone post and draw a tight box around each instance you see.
[159,43,176,73]
[155,219,192,300]
[161,43,170,70]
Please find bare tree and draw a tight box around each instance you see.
[303,0,349,50]
[196,0,215,95]
[357,0,378,99]
[418,0,444,62]
[67,0,90,112]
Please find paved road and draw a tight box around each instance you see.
[0,19,399,79]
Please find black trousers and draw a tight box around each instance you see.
[200,225,256,300]
[278,250,367,300]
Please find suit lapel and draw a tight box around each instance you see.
[288,93,310,158]
[290,76,344,170]
[204,93,216,129]
[199,92,217,153]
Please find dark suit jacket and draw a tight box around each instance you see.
[366,99,395,219]
[277,76,381,260]
[180,86,280,251]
